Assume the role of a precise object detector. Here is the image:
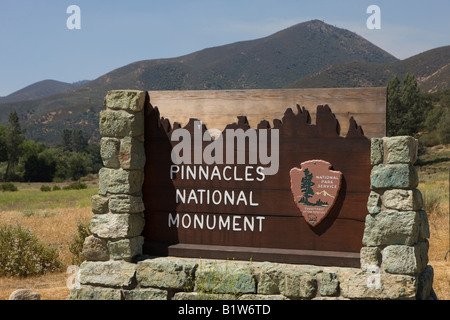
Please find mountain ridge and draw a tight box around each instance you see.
[287,45,450,91]
[0,20,446,145]
[0,80,90,104]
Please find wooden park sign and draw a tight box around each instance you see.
[143,88,384,267]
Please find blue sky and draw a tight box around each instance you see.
[0,0,449,96]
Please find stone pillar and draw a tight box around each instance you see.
[71,90,147,299]
[361,136,435,299]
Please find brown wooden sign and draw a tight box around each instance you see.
[142,102,373,267]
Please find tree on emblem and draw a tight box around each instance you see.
[299,168,315,205]
[298,168,329,207]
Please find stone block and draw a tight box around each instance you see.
[362,211,421,246]
[99,110,132,138]
[82,235,109,261]
[70,285,122,300]
[109,194,145,214]
[100,137,120,169]
[386,136,418,164]
[239,294,289,300]
[195,267,256,295]
[257,265,281,295]
[319,272,339,297]
[104,90,146,113]
[91,195,109,214]
[382,242,429,275]
[371,138,384,165]
[339,270,417,300]
[89,213,145,239]
[99,109,144,138]
[137,258,198,291]
[108,236,144,261]
[382,189,423,211]
[79,261,137,288]
[9,289,40,300]
[416,265,435,300]
[119,136,146,170]
[370,164,418,190]
[279,269,317,299]
[360,246,381,272]
[98,168,144,196]
[123,288,168,300]
[418,210,431,240]
[367,191,382,214]
[172,292,237,300]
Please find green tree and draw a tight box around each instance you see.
[387,75,403,136]
[387,74,430,136]
[437,109,450,144]
[424,106,444,132]
[61,129,73,152]
[0,125,7,163]
[400,73,426,134]
[299,168,315,205]
[3,111,25,181]
[20,141,56,182]
[71,130,88,152]
[61,129,88,153]
[68,153,87,181]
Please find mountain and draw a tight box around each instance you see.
[0,80,90,104]
[286,46,450,91]
[0,20,407,145]
[83,19,397,92]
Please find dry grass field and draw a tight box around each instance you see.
[0,149,449,300]
[0,182,96,300]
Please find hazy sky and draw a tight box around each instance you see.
[0,0,449,96]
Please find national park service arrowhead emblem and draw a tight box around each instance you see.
[290,160,342,227]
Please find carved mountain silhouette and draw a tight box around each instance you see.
[316,190,335,199]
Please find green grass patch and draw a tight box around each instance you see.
[0,186,98,211]
[417,145,449,219]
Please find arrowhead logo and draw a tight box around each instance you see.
[290,160,342,227]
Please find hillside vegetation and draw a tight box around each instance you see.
[0,20,397,145]
[287,46,450,91]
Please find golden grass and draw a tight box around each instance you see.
[0,272,70,300]
[0,207,92,267]
[0,207,92,300]
[426,198,450,300]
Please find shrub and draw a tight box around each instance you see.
[40,185,52,192]
[1,183,18,192]
[0,224,61,277]
[21,210,35,217]
[419,132,440,148]
[53,185,61,191]
[68,220,91,265]
[437,109,450,144]
[63,182,87,190]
